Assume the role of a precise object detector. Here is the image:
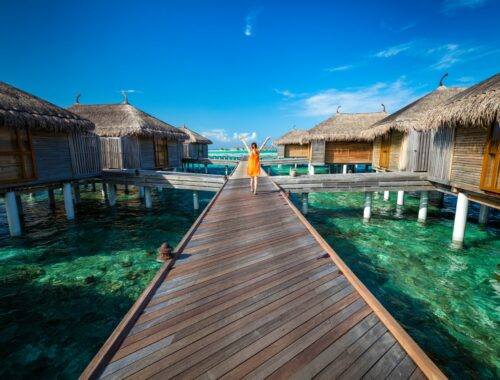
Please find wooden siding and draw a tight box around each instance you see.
[325,142,372,164]
[122,137,141,169]
[389,131,404,171]
[405,130,431,173]
[310,141,325,165]
[140,138,156,169]
[31,131,73,181]
[183,143,209,160]
[428,127,455,184]
[450,126,488,190]
[277,144,285,158]
[285,144,309,158]
[68,133,101,176]
[100,138,123,169]
[372,137,381,168]
[168,141,183,168]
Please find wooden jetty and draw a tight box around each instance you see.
[81,162,445,380]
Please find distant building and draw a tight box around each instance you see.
[273,129,310,159]
[179,125,212,159]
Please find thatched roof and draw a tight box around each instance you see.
[0,82,94,133]
[179,125,212,144]
[422,73,499,130]
[273,129,309,145]
[68,102,187,140]
[361,85,465,139]
[302,111,388,143]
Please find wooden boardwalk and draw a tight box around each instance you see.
[81,163,445,380]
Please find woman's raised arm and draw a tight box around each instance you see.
[258,136,271,152]
[239,136,251,153]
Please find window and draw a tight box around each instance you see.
[480,120,500,193]
[154,137,168,168]
[0,127,36,183]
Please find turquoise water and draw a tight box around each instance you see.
[0,186,212,379]
[281,186,499,378]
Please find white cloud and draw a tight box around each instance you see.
[233,132,257,141]
[120,89,143,93]
[375,41,417,58]
[324,65,354,72]
[442,0,488,14]
[244,10,260,37]
[294,78,421,117]
[274,89,296,98]
[428,44,479,70]
[202,129,232,143]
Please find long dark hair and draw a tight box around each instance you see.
[251,142,257,150]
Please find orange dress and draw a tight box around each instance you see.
[247,150,261,177]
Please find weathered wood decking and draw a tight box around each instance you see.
[81,163,445,380]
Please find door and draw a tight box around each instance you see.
[379,133,391,169]
[154,137,168,168]
[480,120,500,193]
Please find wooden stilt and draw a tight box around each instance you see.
[452,192,468,247]
[5,192,21,236]
[301,193,308,215]
[145,187,152,208]
[418,191,429,223]
[193,191,199,211]
[108,184,117,206]
[363,192,372,222]
[63,183,75,220]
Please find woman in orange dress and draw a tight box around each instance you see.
[240,136,270,194]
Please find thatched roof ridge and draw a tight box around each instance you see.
[68,103,187,140]
[422,73,499,130]
[302,111,388,143]
[273,129,309,145]
[361,85,465,139]
[179,125,213,144]
[0,82,94,133]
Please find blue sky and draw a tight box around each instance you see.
[1,0,499,147]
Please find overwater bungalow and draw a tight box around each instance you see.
[273,129,310,159]
[179,125,212,159]
[420,73,500,244]
[361,76,464,174]
[0,82,101,235]
[301,108,388,173]
[68,94,187,170]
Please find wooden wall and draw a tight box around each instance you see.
[428,127,455,184]
[168,141,183,168]
[310,141,325,165]
[100,138,123,169]
[285,144,309,158]
[122,137,141,169]
[450,126,488,190]
[140,137,156,169]
[372,137,381,168]
[183,143,209,159]
[404,130,431,172]
[389,131,404,171]
[277,145,285,158]
[31,131,73,181]
[69,133,101,175]
[325,141,372,164]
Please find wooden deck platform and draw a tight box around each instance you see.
[81,163,445,380]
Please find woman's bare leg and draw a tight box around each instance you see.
[254,176,258,194]
[250,177,254,192]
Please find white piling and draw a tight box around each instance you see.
[63,183,75,220]
[301,193,308,215]
[108,183,117,206]
[478,204,489,225]
[145,187,153,209]
[225,166,229,176]
[452,192,469,246]
[342,165,347,174]
[205,164,208,174]
[383,191,390,201]
[308,164,315,175]
[193,191,199,211]
[418,191,429,223]
[5,192,21,236]
[101,183,108,199]
[363,192,372,222]
[397,190,405,206]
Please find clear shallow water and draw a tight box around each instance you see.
[285,187,499,379]
[0,186,212,379]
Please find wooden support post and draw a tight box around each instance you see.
[418,191,428,223]
[363,192,372,223]
[5,192,21,236]
[301,193,308,215]
[48,189,56,209]
[101,183,108,199]
[139,186,145,198]
[397,190,405,206]
[383,191,390,201]
[73,184,81,204]
[204,164,208,174]
[107,184,117,206]
[16,194,24,216]
[452,192,468,247]
[308,164,315,175]
[193,191,200,211]
[63,183,75,220]
[478,204,489,225]
[373,191,379,200]
[342,164,347,174]
[144,187,153,208]
[225,166,229,176]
